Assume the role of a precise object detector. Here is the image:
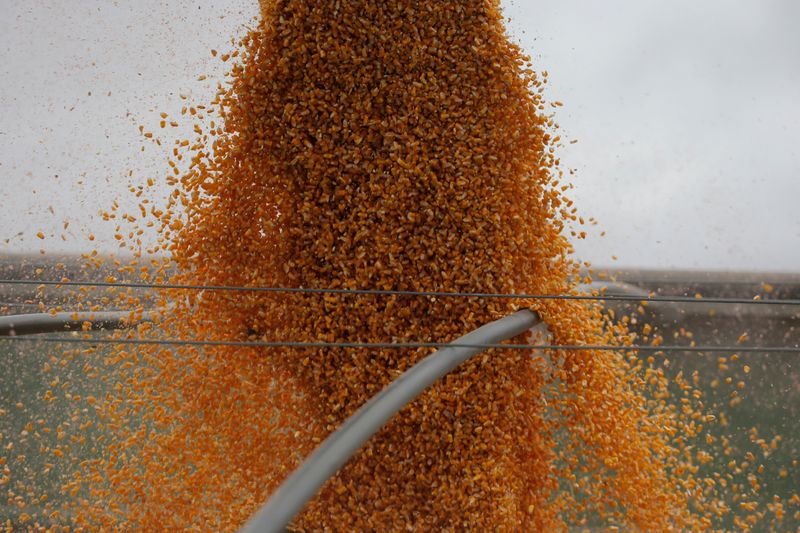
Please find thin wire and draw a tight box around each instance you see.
[0,335,797,353]
[2,279,799,306]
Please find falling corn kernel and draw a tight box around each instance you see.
[14,2,778,532]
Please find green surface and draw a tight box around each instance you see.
[1,335,116,526]
[2,338,798,529]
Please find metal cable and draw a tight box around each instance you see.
[0,335,797,353]
[1,278,799,306]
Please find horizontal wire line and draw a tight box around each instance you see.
[0,335,797,353]
[1,279,799,307]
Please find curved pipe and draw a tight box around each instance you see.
[239,309,540,533]
[0,310,154,336]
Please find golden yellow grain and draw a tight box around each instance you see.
[41,1,752,531]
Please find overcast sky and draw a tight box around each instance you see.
[1,1,798,272]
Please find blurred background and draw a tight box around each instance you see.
[1,0,798,271]
[1,1,798,529]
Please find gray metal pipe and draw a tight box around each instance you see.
[239,309,540,533]
[0,310,153,336]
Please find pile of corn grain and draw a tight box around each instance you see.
[8,1,750,530]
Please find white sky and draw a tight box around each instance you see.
[1,1,798,272]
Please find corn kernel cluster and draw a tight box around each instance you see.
[123,1,698,529]
[5,1,797,531]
